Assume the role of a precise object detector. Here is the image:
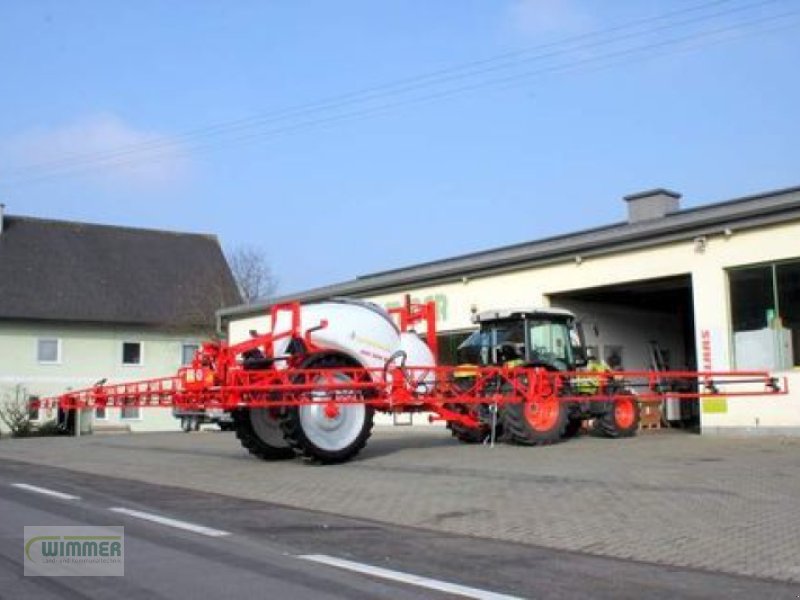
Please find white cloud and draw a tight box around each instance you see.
[1,113,190,188]
[508,0,593,37]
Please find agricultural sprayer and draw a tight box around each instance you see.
[37,297,786,464]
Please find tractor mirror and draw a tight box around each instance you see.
[572,346,588,368]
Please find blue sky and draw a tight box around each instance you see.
[1,0,799,294]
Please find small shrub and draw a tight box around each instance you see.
[35,420,64,437]
[0,385,34,438]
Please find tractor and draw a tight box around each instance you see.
[448,307,640,445]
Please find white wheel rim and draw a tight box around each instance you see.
[299,373,366,452]
[250,408,289,448]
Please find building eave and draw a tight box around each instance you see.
[218,185,800,324]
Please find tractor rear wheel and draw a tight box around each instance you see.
[447,422,488,444]
[501,393,568,445]
[592,392,640,438]
[279,354,374,464]
[232,408,295,460]
[444,400,493,444]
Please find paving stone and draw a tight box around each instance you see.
[2,427,800,582]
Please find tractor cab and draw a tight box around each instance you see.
[457,307,587,371]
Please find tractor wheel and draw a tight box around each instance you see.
[279,354,374,464]
[501,393,568,446]
[232,408,295,460]
[447,422,487,444]
[592,392,640,438]
[445,403,490,444]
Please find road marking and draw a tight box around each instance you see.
[11,483,81,501]
[109,507,230,537]
[298,554,524,600]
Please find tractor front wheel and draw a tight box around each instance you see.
[592,392,640,438]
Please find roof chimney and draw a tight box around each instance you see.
[0,204,4,234]
[624,189,681,223]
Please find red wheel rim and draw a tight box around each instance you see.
[524,395,560,431]
[615,397,636,429]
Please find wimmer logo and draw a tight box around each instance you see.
[24,527,124,576]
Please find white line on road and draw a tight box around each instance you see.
[298,554,525,600]
[109,507,231,537]
[11,483,81,501]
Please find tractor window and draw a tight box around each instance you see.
[527,320,574,370]
[492,322,525,364]
[456,321,525,365]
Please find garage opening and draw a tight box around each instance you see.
[549,274,699,429]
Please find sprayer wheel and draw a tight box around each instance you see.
[279,354,374,464]
[232,408,295,460]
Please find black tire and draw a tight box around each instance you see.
[445,375,490,444]
[592,392,640,438]
[232,408,295,460]
[181,417,192,433]
[279,354,375,464]
[447,419,488,444]
[498,366,569,446]
[501,393,568,446]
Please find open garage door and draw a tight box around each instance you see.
[549,275,699,429]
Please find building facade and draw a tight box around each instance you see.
[219,186,800,435]
[0,210,240,433]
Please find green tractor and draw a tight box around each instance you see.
[450,307,640,445]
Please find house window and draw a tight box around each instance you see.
[120,403,140,420]
[182,343,199,365]
[122,342,143,366]
[730,260,799,369]
[95,406,107,420]
[37,338,61,364]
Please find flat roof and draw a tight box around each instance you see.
[220,184,800,322]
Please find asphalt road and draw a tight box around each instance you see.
[0,459,796,599]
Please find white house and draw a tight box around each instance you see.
[0,207,241,433]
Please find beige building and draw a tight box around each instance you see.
[220,186,800,435]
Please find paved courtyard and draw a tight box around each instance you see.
[2,426,799,583]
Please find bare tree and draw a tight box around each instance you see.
[227,245,278,304]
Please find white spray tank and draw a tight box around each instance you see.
[272,298,439,377]
[270,298,439,389]
[397,331,437,389]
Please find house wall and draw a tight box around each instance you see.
[0,321,203,433]
[227,219,800,435]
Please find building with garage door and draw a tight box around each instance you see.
[219,185,800,435]
[0,208,241,434]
